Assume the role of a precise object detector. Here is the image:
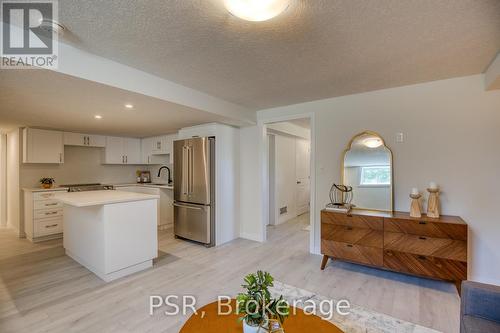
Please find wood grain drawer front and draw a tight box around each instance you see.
[34,218,63,237]
[322,223,383,248]
[34,208,62,219]
[384,250,467,281]
[321,211,383,230]
[34,200,62,210]
[322,240,383,266]
[384,218,467,241]
[384,232,467,262]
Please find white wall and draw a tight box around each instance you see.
[256,75,500,286]
[274,134,298,224]
[240,126,265,241]
[0,134,7,227]
[20,146,139,188]
[6,129,21,235]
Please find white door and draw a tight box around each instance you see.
[295,139,310,215]
[123,138,141,164]
[104,136,124,164]
[87,134,106,147]
[63,132,86,146]
[24,128,64,163]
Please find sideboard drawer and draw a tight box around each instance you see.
[322,240,383,266]
[384,232,467,262]
[383,250,467,281]
[322,223,383,248]
[34,200,62,210]
[384,218,467,240]
[34,217,63,237]
[321,211,383,230]
[34,208,63,220]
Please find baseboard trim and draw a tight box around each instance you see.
[240,232,264,242]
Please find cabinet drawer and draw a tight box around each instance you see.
[322,240,383,266]
[384,232,467,262]
[383,250,467,281]
[34,200,62,210]
[34,208,62,219]
[34,218,63,237]
[321,211,383,230]
[384,218,467,240]
[33,192,59,201]
[322,223,383,248]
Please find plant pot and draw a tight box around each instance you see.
[243,321,268,333]
[41,184,53,189]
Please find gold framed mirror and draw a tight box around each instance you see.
[342,131,393,212]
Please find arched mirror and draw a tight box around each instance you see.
[342,131,393,212]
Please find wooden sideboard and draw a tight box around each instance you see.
[320,209,468,293]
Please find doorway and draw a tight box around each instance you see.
[265,118,312,248]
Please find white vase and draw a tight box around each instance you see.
[243,321,267,333]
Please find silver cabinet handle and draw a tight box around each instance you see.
[45,203,58,206]
[59,153,62,163]
[45,211,58,215]
[45,224,58,228]
[173,203,203,211]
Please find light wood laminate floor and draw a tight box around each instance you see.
[0,214,459,332]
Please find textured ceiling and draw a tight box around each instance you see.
[57,0,500,110]
[0,70,233,137]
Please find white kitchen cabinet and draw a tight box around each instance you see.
[141,137,155,164]
[123,138,142,164]
[23,128,64,164]
[151,136,165,154]
[64,132,105,147]
[23,189,67,242]
[103,136,142,164]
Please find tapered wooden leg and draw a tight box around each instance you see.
[455,280,462,296]
[320,255,329,270]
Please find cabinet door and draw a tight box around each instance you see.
[23,128,64,163]
[165,134,177,163]
[104,136,124,164]
[63,132,86,146]
[123,138,141,164]
[151,136,164,154]
[141,137,154,164]
[87,134,106,147]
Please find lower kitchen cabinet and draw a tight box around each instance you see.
[23,189,67,242]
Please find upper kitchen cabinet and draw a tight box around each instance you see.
[23,128,64,164]
[63,132,105,148]
[103,136,142,164]
[141,137,168,165]
[142,134,176,164]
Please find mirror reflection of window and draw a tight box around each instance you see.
[343,132,393,211]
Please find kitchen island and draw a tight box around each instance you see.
[55,190,159,282]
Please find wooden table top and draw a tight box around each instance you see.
[180,299,344,333]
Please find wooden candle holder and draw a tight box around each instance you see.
[427,188,440,218]
[410,193,422,218]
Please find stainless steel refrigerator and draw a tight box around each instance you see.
[173,137,215,247]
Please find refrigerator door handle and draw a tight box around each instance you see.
[188,145,194,194]
[173,202,204,211]
[182,146,188,195]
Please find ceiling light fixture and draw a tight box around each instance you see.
[363,138,383,148]
[124,103,134,109]
[224,0,290,21]
[94,115,102,119]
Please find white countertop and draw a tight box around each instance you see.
[55,190,160,207]
[112,183,174,190]
[23,187,69,192]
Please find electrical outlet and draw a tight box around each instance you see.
[279,206,287,215]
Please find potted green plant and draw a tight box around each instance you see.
[236,271,290,333]
[39,177,55,189]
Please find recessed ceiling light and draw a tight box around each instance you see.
[124,103,134,109]
[94,115,102,119]
[224,0,290,22]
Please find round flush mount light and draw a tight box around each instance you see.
[224,0,290,21]
[94,115,102,119]
[124,103,134,109]
[39,19,66,36]
[363,138,383,148]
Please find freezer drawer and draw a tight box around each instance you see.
[174,202,211,244]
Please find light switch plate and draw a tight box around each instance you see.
[396,132,404,143]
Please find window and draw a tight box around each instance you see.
[360,166,391,185]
